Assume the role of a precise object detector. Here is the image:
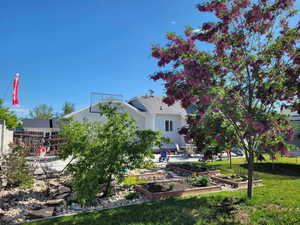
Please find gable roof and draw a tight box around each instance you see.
[128,96,187,115]
[63,100,146,119]
[22,119,60,129]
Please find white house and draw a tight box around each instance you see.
[281,108,300,149]
[64,96,188,149]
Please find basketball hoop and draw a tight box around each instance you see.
[89,92,123,113]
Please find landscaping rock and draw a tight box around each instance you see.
[29,203,43,210]
[1,197,9,203]
[46,199,65,206]
[1,178,8,188]
[54,205,65,214]
[58,186,71,194]
[67,193,76,201]
[28,207,54,218]
[55,193,69,199]
[49,188,58,196]
[70,202,81,210]
[49,180,60,187]
[0,202,10,211]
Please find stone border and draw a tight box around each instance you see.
[15,198,151,225]
[211,176,263,188]
[124,171,165,178]
[166,164,220,176]
[134,180,222,200]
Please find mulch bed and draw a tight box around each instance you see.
[166,163,220,175]
[211,176,263,188]
[135,180,222,200]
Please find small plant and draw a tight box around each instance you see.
[196,163,216,171]
[188,175,210,187]
[125,192,139,200]
[123,177,146,188]
[2,144,34,189]
[168,182,176,190]
[196,163,208,172]
[139,160,157,169]
[234,169,247,177]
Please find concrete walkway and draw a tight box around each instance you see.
[28,154,244,175]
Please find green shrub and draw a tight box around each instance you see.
[139,160,157,169]
[168,183,176,190]
[187,175,210,187]
[2,144,34,189]
[125,192,139,200]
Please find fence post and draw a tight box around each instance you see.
[0,120,5,159]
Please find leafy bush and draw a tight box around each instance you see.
[168,182,176,190]
[139,160,157,169]
[125,192,139,200]
[187,175,210,187]
[59,104,166,205]
[1,144,34,189]
[232,168,260,181]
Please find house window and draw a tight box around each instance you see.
[165,120,173,132]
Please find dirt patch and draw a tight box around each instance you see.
[170,164,215,172]
[233,208,250,225]
[264,203,286,211]
[141,181,192,193]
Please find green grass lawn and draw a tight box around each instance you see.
[24,157,300,225]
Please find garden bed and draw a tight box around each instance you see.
[0,174,148,224]
[211,176,263,188]
[124,168,177,183]
[125,168,166,179]
[135,180,221,200]
[166,163,220,176]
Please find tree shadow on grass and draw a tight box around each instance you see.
[241,163,300,178]
[24,196,242,225]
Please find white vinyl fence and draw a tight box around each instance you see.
[0,120,13,157]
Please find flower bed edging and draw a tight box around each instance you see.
[124,171,165,178]
[134,181,222,200]
[15,197,150,225]
[166,164,220,176]
[211,176,263,188]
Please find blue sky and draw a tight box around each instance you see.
[1,0,300,116]
[0,0,204,115]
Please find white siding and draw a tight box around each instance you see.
[69,103,146,129]
[155,114,185,146]
[123,105,145,129]
[70,107,106,123]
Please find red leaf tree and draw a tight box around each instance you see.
[150,0,300,198]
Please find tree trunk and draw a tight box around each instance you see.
[103,174,112,197]
[247,151,254,198]
[229,151,232,168]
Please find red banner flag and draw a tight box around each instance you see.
[12,73,20,105]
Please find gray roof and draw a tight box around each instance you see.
[128,96,187,115]
[22,119,60,129]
